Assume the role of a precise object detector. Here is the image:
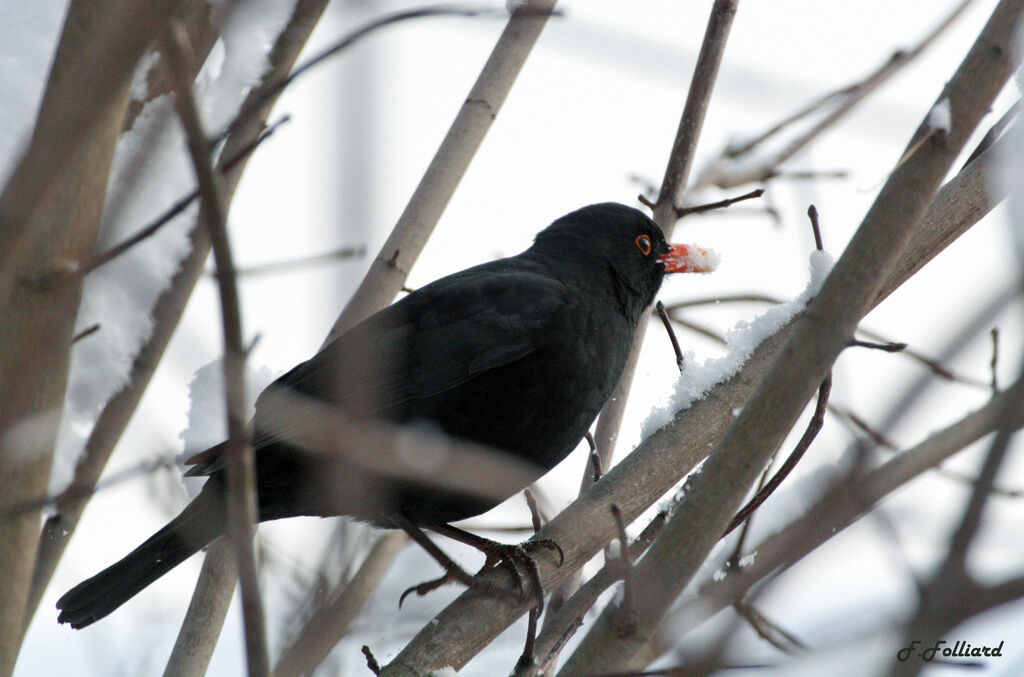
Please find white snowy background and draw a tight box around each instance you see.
[4,0,1023,674]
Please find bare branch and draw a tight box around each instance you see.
[674,187,765,217]
[724,375,832,537]
[273,532,407,677]
[164,21,269,676]
[323,0,560,342]
[26,0,332,632]
[694,0,979,190]
[655,301,685,371]
[673,383,1024,643]
[0,2,148,666]
[163,541,238,677]
[592,0,739,486]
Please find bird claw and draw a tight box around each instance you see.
[398,560,517,608]
[398,568,472,608]
[476,538,563,614]
[398,537,565,615]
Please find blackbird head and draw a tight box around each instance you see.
[530,203,716,323]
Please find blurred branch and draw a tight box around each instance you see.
[889,361,1024,677]
[225,245,365,278]
[693,0,978,190]
[164,21,269,676]
[163,541,238,677]
[0,2,175,273]
[77,115,292,278]
[672,378,1024,644]
[1,2,149,668]
[274,532,407,677]
[324,0,560,343]
[26,0,332,635]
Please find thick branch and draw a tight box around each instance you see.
[0,2,145,670]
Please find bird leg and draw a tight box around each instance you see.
[391,515,563,613]
[430,523,563,614]
[392,515,479,607]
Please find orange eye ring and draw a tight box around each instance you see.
[635,234,652,256]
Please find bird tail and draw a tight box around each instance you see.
[56,486,224,629]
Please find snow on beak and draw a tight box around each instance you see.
[658,243,720,273]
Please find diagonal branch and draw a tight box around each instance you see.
[323,0,560,342]
[693,0,979,190]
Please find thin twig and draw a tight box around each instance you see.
[849,339,908,353]
[829,404,899,451]
[807,204,824,251]
[674,187,765,217]
[733,601,808,653]
[655,301,684,371]
[990,327,1000,391]
[225,245,365,277]
[362,645,381,676]
[77,115,290,277]
[727,463,772,571]
[164,22,269,677]
[216,5,561,150]
[2,454,178,519]
[591,0,738,492]
[71,323,101,344]
[694,0,978,190]
[724,375,832,537]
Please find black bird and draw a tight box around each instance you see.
[56,203,715,628]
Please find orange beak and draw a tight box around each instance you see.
[658,244,719,274]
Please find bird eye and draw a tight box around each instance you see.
[635,234,652,256]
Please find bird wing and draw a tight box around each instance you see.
[253,262,566,438]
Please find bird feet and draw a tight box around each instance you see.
[396,520,563,613]
[473,537,564,611]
